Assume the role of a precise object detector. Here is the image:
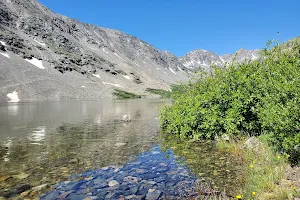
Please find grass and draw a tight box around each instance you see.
[145,88,170,97]
[216,137,300,200]
[112,89,142,99]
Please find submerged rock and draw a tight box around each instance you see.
[0,175,11,182]
[146,189,162,200]
[108,180,119,187]
[32,184,48,192]
[4,184,32,198]
[115,142,127,147]
[13,173,30,180]
[122,115,131,122]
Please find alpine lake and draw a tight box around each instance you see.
[0,99,244,199]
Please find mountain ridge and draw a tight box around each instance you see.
[0,0,261,102]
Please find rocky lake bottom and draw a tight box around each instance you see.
[41,145,199,200]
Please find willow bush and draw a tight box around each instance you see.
[160,40,300,164]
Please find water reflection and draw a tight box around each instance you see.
[0,99,162,197]
[27,126,46,144]
[7,104,18,116]
[2,138,12,162]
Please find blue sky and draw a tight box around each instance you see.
[39,0,300,56]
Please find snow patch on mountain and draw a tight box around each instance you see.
[0,41,6,46]
[7,91,20,102]
[169,68,177,74]
[0,52,10,58]
[102,48,109,54]
[102,82,123,88]
[92,74,100,79]
[24,57,45,69]
[34,39,46,46]
[114,53,127,62]
[123,75,130,80]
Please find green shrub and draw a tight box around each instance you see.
[160,40,300,164]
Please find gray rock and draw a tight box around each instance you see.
[83,196,99,200]
[146,189,162,200]
[244,136,262,150]
[108,180,119,187]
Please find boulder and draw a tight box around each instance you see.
[244,136,262,150]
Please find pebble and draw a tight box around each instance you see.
[146,189,162,200]
[13,173,30,180]
[0,175,11,182]
[69,159,78,164]
[115,142,127,147]
[32,184,48,191]
[29,191,37,197]
[108,180,119,187]
[83,196,99,200]
[20,190,31,197]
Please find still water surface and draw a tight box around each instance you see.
[0,99,243,198]
[0,99,162,195]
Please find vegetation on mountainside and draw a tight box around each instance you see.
[160,39,300,164]
[146,84,187,98]
[145,88,170,97]
[113,89,142,99]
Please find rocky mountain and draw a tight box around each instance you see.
[180,48,260,71]
[0,0,191,102]
[0,0,261,102]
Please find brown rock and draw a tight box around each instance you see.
[29,191,37,197]
[0,175,11,182]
